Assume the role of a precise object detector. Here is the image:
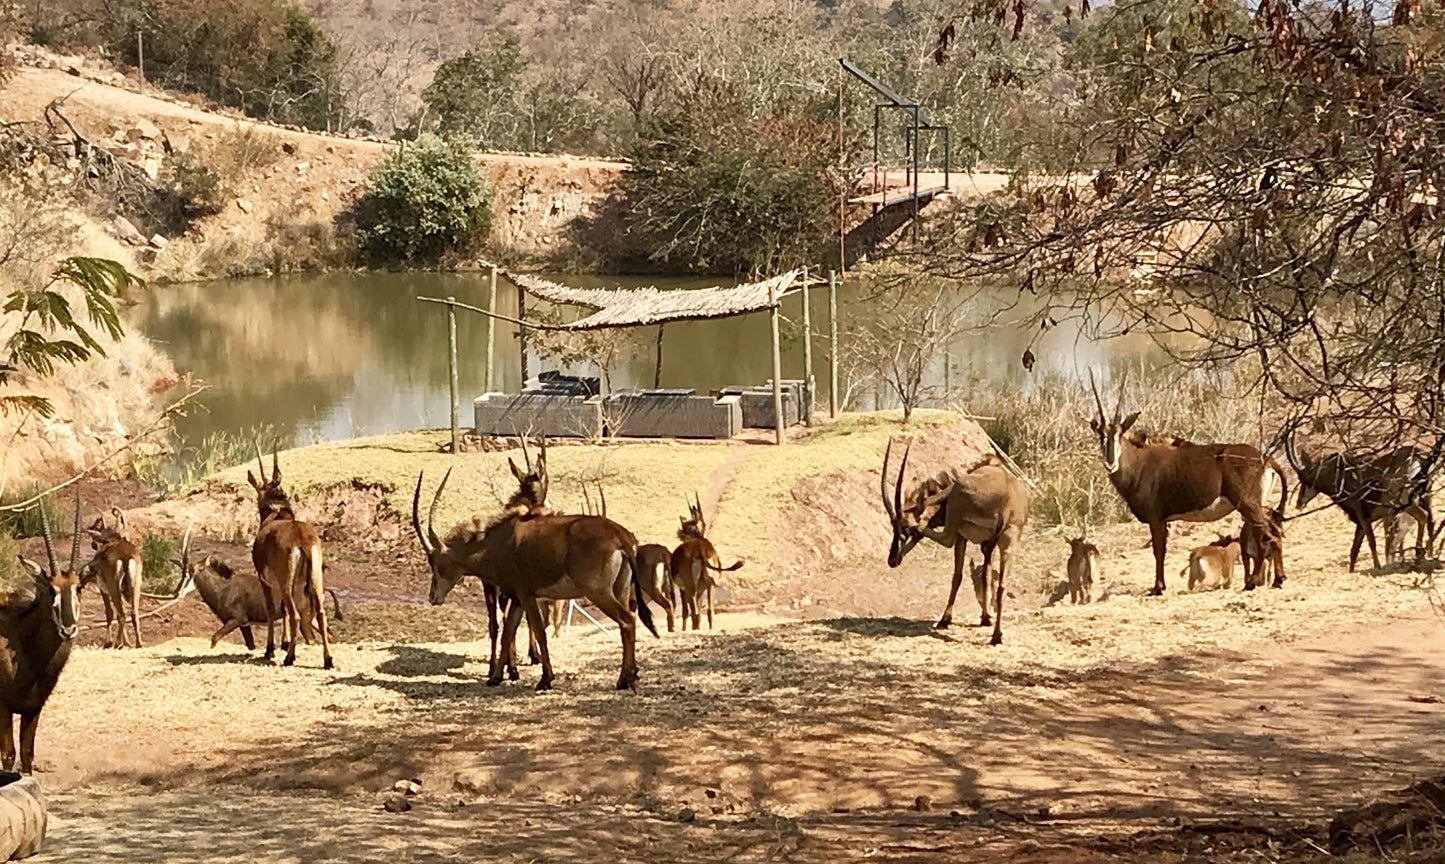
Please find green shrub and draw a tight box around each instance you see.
[135,425,282,496]
[140,533,179,594]
[0,486,65,541]
[0,530,22,591]
[352,135,492,267]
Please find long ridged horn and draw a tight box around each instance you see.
[537,436,549,503]
[881,439,898,522]
[1282,421,1309,475]
[598,483,607,518]
[1113,366,1129,423]
[412,472,431,553]
[178,523,194,596]
[895,441,911,521]
[39,499,59,580]
[254,440,268,484]
[271,446,282,486]
[519,436,533,474]
[69,484,83,571]
[1088,370,1106,425]
[428,467,451,551]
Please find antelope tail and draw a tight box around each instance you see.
[705,560,745,572]
[627,547,659,639]
[325,588,344,622]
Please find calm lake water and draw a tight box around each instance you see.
[129,272,1153,453]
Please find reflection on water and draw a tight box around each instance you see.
[130,272,1157,453]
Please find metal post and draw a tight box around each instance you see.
[136,31,145,86]
[447,297,459,453]
[485,266,497,392]
[943,126,951,190]
[802,267,814,426]
[518,281,529,386]
[770,279,785,445]
[654,324,665,389]
[829,270,839,420]
[872,104,881,195]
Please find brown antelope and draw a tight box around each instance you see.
[1064,536,1099,604]
[1181,534,1241,591]
[4,489,83,773]
[670,494,742,631]
[416,466,658,691]
[173,528,341,650]
[1088,372,1287,594]
[83,508,143,648]
[636,543,675,632]
[1285,430,1438,571]
[247,449,334,669]
[881,440,1030,644]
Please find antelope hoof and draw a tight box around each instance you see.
[1243,582,1257,592]
[507,666,520,682]
[934,616,953,630]
[486,676,504,687]
[263,647,276,661]
[535,677,554,692]
[990,632,1003,646]
[283,654,296,667]
[617,674,639,691]
[1147,587,1165,597]
[1271,577,1285,589]
[323,657,335,670]
[978,615,991,627]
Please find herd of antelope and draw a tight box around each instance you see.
[0,373,1439,774]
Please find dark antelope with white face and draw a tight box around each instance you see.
[1284,430,1438,571]
[669,494,742,631]
[881,439,1030,645]
[1088,372,1287,594]
[416,463,658,691]
[247,449,334,669]
[4,488,83,773]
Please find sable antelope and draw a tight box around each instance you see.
[247,449,334,669]
[416,466,658,691]
[881,440,1030,645]
[173,529,341,650]
[1181,534,1241,591]
[4,489,83,773]
[636,543,675,632]
[670,494,742,631]
[1284,431,1438,571]
[83,507,143,648]
[1064,536,1099,604]
[1088,372,1287,594]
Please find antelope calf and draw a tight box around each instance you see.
[4,489,83,773]
[670,495,742,631]
[636,543,675,632]
[882,440,1030,644]
[174,530,341,650]
[1064,537,1099,604]
[1183,535,1241,591]
[248,449,334,669]
[84,508,143,648]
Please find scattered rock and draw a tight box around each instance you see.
[392,778,422,796]
[148,234,169,250]
[235,199,253,214]
[296,161,310,172]
[282,141,297,155]
[704,788,718,799]
[131,118,162,141]
[162,127,191,154]
[913,795,933,813]
[676,807,696,823]
[382,795,411,813]
[113,216,147,246]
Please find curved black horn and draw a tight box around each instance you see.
[895,441,911,521]
[254,441,267,484]
[1088,370,1106,424]
[411,472,431,552]
[69,484,83,571]
[1113,367,1129,422]
[881,439,897,521]
[519,436,533,474]
[178,523,194,595]
[428,467,452,551]
[39,499,59,580]
[537,436,549,502]
[271,446,281,485]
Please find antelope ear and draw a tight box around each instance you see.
[1089,418,1101,434]
[16,556,42,580]
[1120,411,1140,431]
[509,458,525,481]
[247,470,262,491]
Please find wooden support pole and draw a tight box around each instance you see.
[447,296,459,454]
[654,324,665,389]
[137,31,145,87]
[484,265,497,392]
[518,280,529,386]
[802,266,814,426]
[770,279,785,445]
[829,270,839,420]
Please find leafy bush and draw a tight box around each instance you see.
[140,533,179,594]
[606,75,844,276]
[134,424,281,496]
[352,135,492,267]
[0,530,21,591]
[0,485,65,541]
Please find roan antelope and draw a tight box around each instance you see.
[670,494,742,631]
[1088,373,1286,594]
[1284,430,1438,571]
[881,439,1030,645]
[247,449,334,669]
[1064,536,1099,604]
[173,528,341,650]
[636,543,675,632]
[416,466,658,691]
[4,489,83,773]
[83,508,143,648]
